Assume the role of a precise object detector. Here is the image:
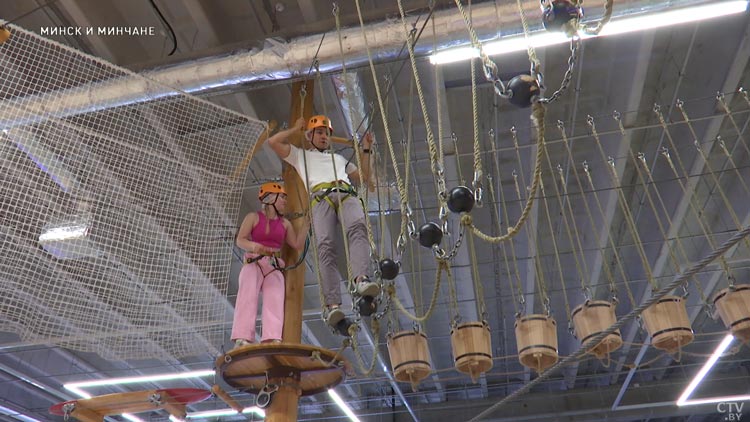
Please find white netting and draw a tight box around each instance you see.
[0,24,266,360]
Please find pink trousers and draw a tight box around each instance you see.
[231,255,285,343]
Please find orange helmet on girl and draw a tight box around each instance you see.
[258,182,286,202]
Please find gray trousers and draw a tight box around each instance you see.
[312,191,369,306]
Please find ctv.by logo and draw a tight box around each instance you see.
[717,402,744,421]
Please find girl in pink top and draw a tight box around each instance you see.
[232,182,308,348]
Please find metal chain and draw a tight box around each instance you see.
[539,36,580,104]
[452,0,510,98]
[432,223,465,260]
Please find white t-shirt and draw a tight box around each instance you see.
[283,145,357,193]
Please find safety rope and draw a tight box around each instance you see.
[462,103,547,243]
[434,14,445,172]
[577,116,635,306]
[716,135,750,202]
[487,173,521,315]
[675,101,750,256]
[445,261,462,325]
[630,149,707,303]
[466,228,488,321]
[545,126,592,302]
[538,177,571,317]
[468,224,750,421]
[332,4,381,271]
[588,116,658,292]
[348,318,380,376]
[581,161,636,307]
[470,53,484,205]
[311,338,351,367]
[632,150,710,304]
[349,0,412,257]
[731,89,750,158]
[388,259,448,323]
[656,104,743,289]
[396,0,448,208]
[515,167,550,314]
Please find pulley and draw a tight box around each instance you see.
[356,295,377,317]
[418,222,443,248]
[379,258,400,280]
[507,74,541,108]
[335,318,354,337]
[447,186,475,214]
[542,0,583,33]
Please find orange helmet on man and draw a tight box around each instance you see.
[258,182,286,203]
[306,115,333,136]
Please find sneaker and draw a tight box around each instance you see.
[325,306,346,327]
[353,277,380,298]
[234,339,252,349]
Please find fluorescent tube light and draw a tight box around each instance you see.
[676,334,736,406]
[183,407,265,419]
[328,389,360,422]
[64,369,214,391]
[38,225,88,242]
[122,414,145,422]
[599,1,749,37]
[0,405,42,422]
[65,384,91,399]
[430,1,749,65]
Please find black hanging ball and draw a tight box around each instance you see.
[507,74,541,108]
[335,318,353,337]
[357,296,377,317]
[542,0,583,32]
[418,222,443,248]
[447,186,475,214]
[379,258,400,280]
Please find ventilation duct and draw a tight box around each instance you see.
[0,0,709,129]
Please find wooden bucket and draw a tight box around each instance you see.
[641,295,694,353]
[515,314,558,373]
[387,330,431,391]
[713,284,750,343]
[450,321,493,383]
[571,300,623,359]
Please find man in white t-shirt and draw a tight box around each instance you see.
[268,115,378,328]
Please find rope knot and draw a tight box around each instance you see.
[460,213,473,226]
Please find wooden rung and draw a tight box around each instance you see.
[230,120,278,181]
[211,385,243,413]
[158,391,187,419]
[330,136,353,145]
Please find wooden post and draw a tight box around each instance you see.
[267,80,314,422]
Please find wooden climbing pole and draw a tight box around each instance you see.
[214,80,348,422]
[268,80,313,422]
[281,80,314,345]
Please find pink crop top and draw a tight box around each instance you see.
[248,212,286,250]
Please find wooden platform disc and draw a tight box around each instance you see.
[49,388,211,420]
[216,343,349,396]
